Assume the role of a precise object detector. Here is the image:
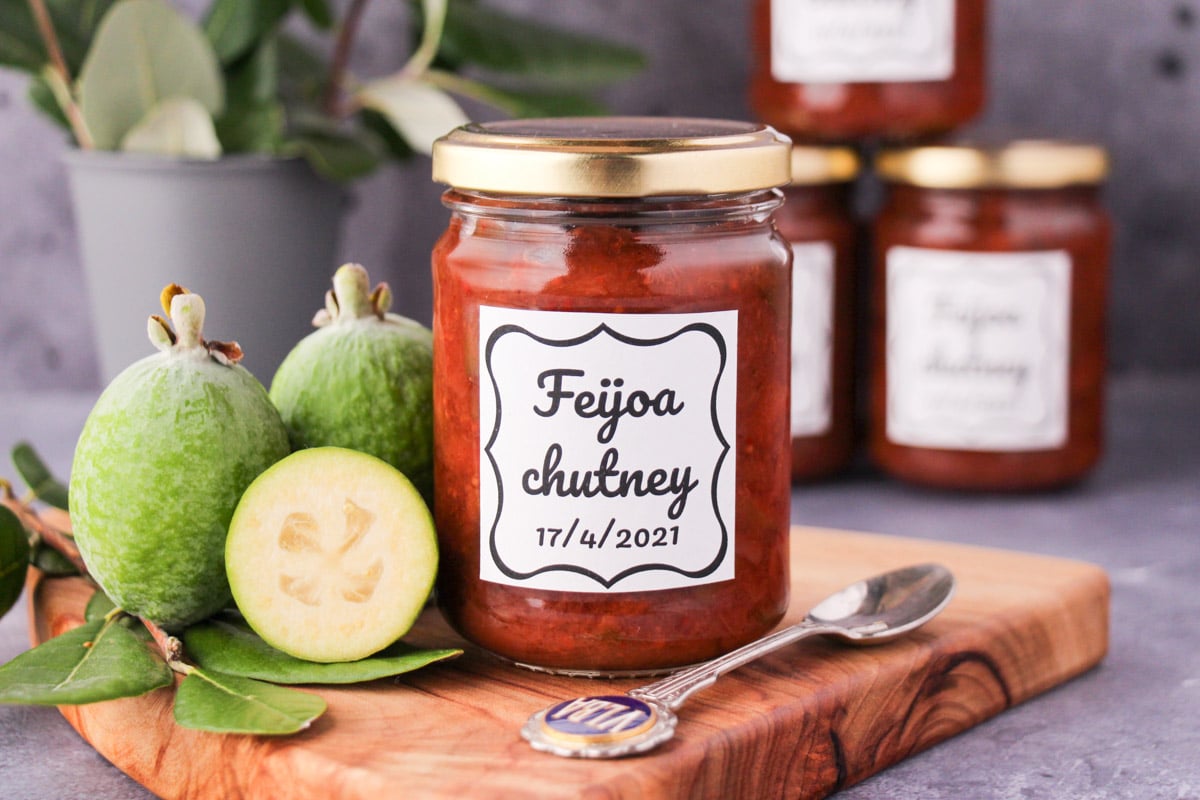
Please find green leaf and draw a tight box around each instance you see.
[202,0,290,65]
[0,507,31,620]
[0,616,173,705]
[31,543,79,577]
[215,35,282,153]
[183,616,460,685]
[27,72,72,132]
[174,668,326,735]
[0,1,47,72]
[281,127,381,182]
[85,588,118,621]
[215,102,284,154]
[356,76,467,155]
[78,0,224,150]
[120,97,223,158]
[439,0,644,86]
[276,33,327,108]
[297,0,333,30]
[360,108,415,161]
[11,442,69,510]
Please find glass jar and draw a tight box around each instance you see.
[870,141,1111,490]
[430,118,793,673]
[749,0,988,141]
[774,146,860,481]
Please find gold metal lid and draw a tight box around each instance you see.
[431,117,792,197]
[876,141,1109,189]
[789,145,860,185]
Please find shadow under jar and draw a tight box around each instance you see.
[750,0,987,142]
[774,146,861,481]
[430,118,794,674]
[870,141,1112,491]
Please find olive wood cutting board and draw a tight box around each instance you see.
[27,526,1110,800]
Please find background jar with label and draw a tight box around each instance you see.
[749,0,988,141]
[431,118,793,673]
[870,141,1111,490]
[774,146,860,481]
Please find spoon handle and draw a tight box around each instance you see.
[630,618,838,710]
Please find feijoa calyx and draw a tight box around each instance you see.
[269,264,434,504]
[225,447,438,663]
[70,287,290,629]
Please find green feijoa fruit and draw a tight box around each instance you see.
[269,264,434,504]
[225,447,437,663]
[70,287,290,630]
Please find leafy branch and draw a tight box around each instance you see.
[0,444,460,736]
[0,0,644,180]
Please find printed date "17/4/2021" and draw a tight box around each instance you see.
[535,517,680,550]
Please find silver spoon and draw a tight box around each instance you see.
[521,562,955,758]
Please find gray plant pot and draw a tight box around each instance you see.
[64,152,348,384]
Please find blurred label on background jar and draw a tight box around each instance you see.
[478,306,737,593]
[886,246,1072,451]
[790,241,834,437]
[771,0,955,83]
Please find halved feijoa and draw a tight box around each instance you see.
[225,447,437,663]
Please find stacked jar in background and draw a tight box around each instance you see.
[750,0,1114,491]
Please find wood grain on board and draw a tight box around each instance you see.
[28,526,1110,800]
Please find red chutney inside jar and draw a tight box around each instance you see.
[749,0,987,141]
[775,146,860,481]
[870,141,1112,491]
[430,118,793,673]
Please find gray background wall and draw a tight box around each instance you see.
[1,0,1197,390]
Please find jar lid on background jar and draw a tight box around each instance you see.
[432,117,792,197]
[876,140,1109,190]
[789,146,860,185]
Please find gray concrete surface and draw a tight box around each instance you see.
[1,373,1198,799]
[2,1,1200,390]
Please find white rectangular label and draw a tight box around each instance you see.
[886,247,1072,452]
[790,241,835,437]
[478,306,737,593]
[771,0,955,83]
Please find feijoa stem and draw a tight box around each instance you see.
[0,495,87,576]
[324,263,392,324]
[147,287,244,364]
[141,616,193,676]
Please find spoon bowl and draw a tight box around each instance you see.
[522,562,956,758]
[808,562,956,642]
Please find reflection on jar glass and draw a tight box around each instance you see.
[749,0,988,141]
[870,141,1112,491]
[430,118,794,674]
[774,146,860,481]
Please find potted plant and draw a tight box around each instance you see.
[0,0,643,380]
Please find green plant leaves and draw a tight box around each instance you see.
[297,0,333,30]
[356,76,467,155]
[174,668,325,734]
[11,442,69,510]
[183,615,461,685]
[0,0,117,74]
[438,0,644,86]
[0,507,30,620]
[78,0,224,150]
[0,616,173,705]
[216,35,284,154]
[282,126,381,183]
[203,0,290,65]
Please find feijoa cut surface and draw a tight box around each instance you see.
[225,447,438,663]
